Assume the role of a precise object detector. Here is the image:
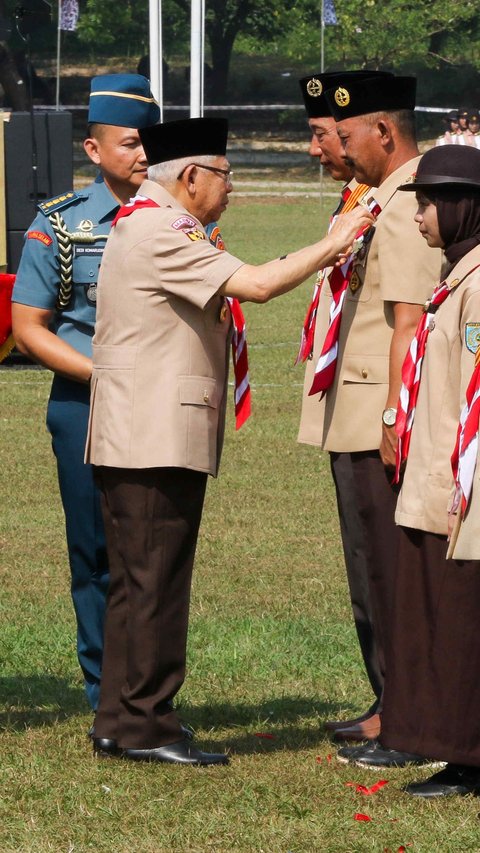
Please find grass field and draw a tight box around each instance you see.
[1,196,480,852]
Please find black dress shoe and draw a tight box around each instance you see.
[93,736,121,757]
[123,738,229,766]
[90,723,192,748]
[404,764,480,798]
[337,739,438,769]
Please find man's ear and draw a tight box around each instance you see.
[84,137,101,166]
[182,164,197,197]
[377,119,393,148]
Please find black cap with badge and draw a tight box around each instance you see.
[324,75,417,121]
[398,144,480,192]
[298,70,393,118]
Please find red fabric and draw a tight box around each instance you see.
[0,273,15,347]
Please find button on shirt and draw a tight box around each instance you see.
[12,176,120,357]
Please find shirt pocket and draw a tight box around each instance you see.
[178,375,219,470]
[341,354,389,385]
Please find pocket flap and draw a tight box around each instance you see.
[92,345,137,368]
[341,355,389,385]
[178,375,218,408]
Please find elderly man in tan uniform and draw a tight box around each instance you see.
[297,69,395,742]
[302,74,442,766]
[85,117,372,766]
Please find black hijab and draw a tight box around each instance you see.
[429,188,480,266]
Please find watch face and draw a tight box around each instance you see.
[383,408,397,427]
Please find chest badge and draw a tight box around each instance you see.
[78,219,94,232]
[86,284,97,303]
[349,269,361,293]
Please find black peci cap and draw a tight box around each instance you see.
[298,70,393,118]
[139,117,229,165]
[325,75,417,121]
[398,145,480,192]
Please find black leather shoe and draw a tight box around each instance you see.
[123,738,229,766]
[337,739,438,769]
[404,765,480,798]
[93,736,121,757]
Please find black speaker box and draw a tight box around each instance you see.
[4,111,73,272]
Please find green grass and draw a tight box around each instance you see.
[1,198,479,851]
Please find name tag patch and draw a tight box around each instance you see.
[27,231,52,246]
[74,246,103,257]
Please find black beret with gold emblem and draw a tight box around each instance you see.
[325,75,417,121]
[299,70,393,118]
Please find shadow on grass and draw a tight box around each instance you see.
[176,696,369,754]
[0,678,369,753]
[0,675,88,732]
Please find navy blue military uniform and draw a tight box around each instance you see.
[13,176,120,709]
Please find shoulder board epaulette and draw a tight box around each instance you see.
[38,191,79,216]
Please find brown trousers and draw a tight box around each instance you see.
[93,466,208,749]
[381,526,480,766]
[350,451,402,699]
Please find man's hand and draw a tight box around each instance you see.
[379,422,398,468]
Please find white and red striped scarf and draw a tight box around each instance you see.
[207,224,251,430]
[451,350,480,516]
[395,266,480,482]
[307,192,381,397]
[394,281,452,483]
[112,197,251,430]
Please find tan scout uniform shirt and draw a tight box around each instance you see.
[395,245,480,537]
[298,157,442,453]
[85,180,244,475]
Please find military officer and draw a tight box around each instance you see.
[11,74,159,712]
[297,70,395,743]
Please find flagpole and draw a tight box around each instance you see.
[56,0,62,109]
[149,0,163,120]
[320,0,325,202]
[190,0,204,117]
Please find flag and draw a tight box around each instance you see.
[60,0,79,32]
[323,0,338,25]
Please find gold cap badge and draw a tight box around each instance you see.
[306,78,323,97]
[335,87,350,107]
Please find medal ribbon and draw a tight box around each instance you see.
[308,192,381,397]
[296,183,371,365]
[451,348,480,516]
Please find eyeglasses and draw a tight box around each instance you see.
[177,163,233,184]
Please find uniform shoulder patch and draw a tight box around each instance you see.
[27,230,53,246]
[38,191,79,217]
[171,215,198,230]
[465,323,480,354]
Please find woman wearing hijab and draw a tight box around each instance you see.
[375,144,480,797]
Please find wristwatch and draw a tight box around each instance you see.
[382,407,397,427]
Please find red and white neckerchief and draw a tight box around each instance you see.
[451,349,480,516]
[394,280,453,482]
[207,224,251,430]
[307,192,381,397]
[112,200,251,430]
[394,268,480,482]
[296,183,371,365]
